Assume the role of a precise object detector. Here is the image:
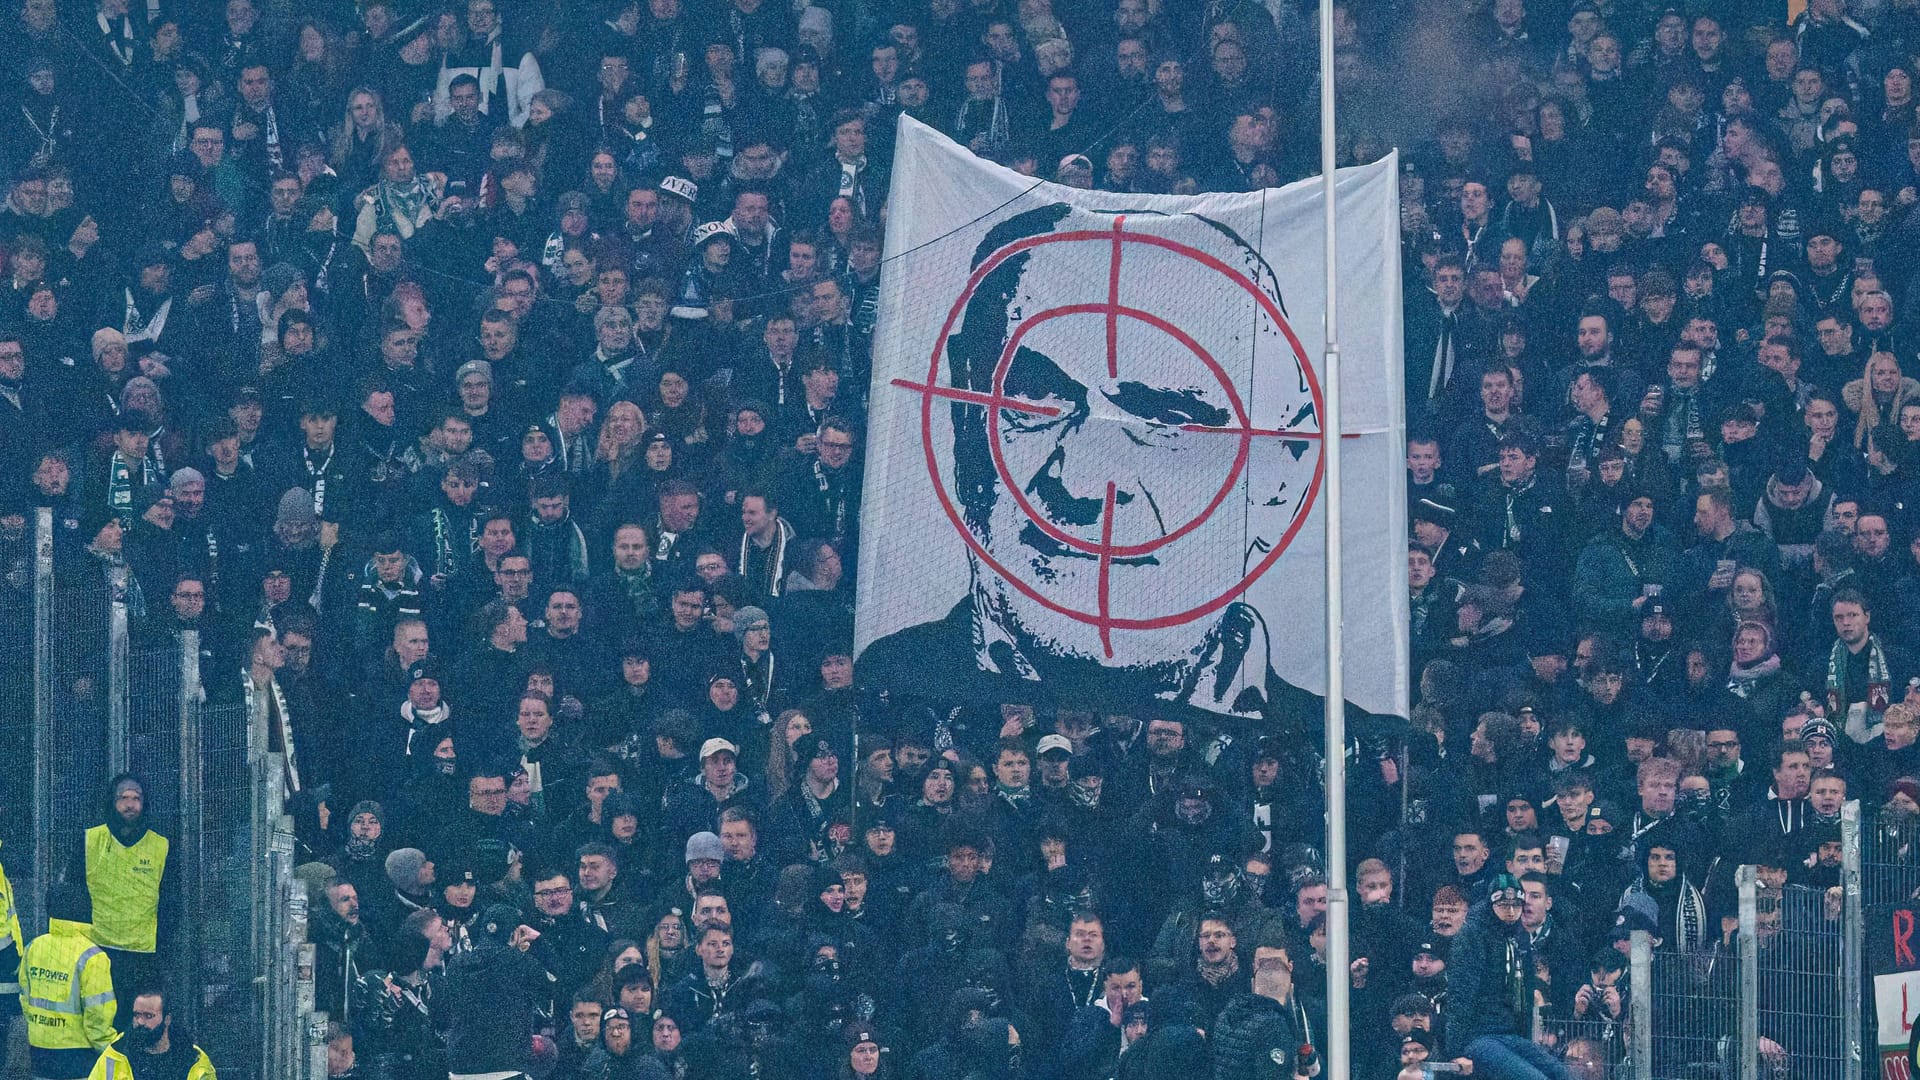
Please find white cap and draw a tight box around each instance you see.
[692,220,735,247]
[700,738,739,760]
[1036,734,1074,756]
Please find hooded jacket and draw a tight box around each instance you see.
[77,774,178,956]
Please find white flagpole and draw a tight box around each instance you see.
[1318,0,1351,1075]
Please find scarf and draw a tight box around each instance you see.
[532,516,591,582]
[244,672,301,794]
[1827,633,1890,717]
[1726,653,1781,697]
[837,156,869,216]
[374,177,438,240]
[1503,933,1528,1017]
[1196,951,1240,987]
[618,564,654,609]
[19,100,59,162]
[1502,476,1534,545]
[430,507,459,578]
[109,455,134,522]
[401,700,450,755]
[97,11,134,65]
[812,459,849,537]
[739,521,789,598]
[123,289,172,345]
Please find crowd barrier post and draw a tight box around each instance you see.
[105,563,129,779]
[294,939,316,1080]
[1630,929,1653,1080]
[1736,865,1759,1080]
[264,804,293,1080]
[176,630,204,1037]
[307,1012,330,1080]
[1843,800,1864,1080]
[28,507,52,938]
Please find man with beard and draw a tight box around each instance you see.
[1444,874,1566,1080]
[163,469,233,616]
[75,774,178,1028]
[777,412,861,548]
[87,984,216,1079]
[706,402,777,513]
[1573,488,1680,636]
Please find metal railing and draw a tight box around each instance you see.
[17,507,322,1080]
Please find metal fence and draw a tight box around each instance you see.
[15,508,322,1080]
[1638,928,1742,1080]
[1755,880,1851,1080]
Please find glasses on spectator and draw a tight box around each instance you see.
[1707,739,1739,750]
[535,886,573,898]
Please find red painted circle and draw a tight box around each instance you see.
[986,304,1249,558]
[910,224,1326,634]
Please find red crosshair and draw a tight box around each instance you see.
[891,216,1330,657]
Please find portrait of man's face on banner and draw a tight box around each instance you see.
[878,201,1325,714]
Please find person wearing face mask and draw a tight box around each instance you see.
[1352,859,1425,1003]
[86,985,214,1080]
[329,800,392,912]
[1148,851,1277,988]
[1138,775,1256,937]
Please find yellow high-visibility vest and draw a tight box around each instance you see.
[89,1042,217,1079]
[84,826,167,954]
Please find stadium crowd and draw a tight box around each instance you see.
[0,0,1900,1076]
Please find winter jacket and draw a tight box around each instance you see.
[444,940,555,1074]
[1211,993,1310,1080]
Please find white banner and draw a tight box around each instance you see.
[855,117,1408,720]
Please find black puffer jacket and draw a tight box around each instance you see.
[444,937,556,1075]
[1210,992,1309,1080]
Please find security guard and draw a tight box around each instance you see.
[88,985,216,1080]
[80,775,174,1029]
[20,883,116,1080]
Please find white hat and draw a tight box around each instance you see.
[692,220,735,247]
[1036,734,1074,757]
[700,738,739,760]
